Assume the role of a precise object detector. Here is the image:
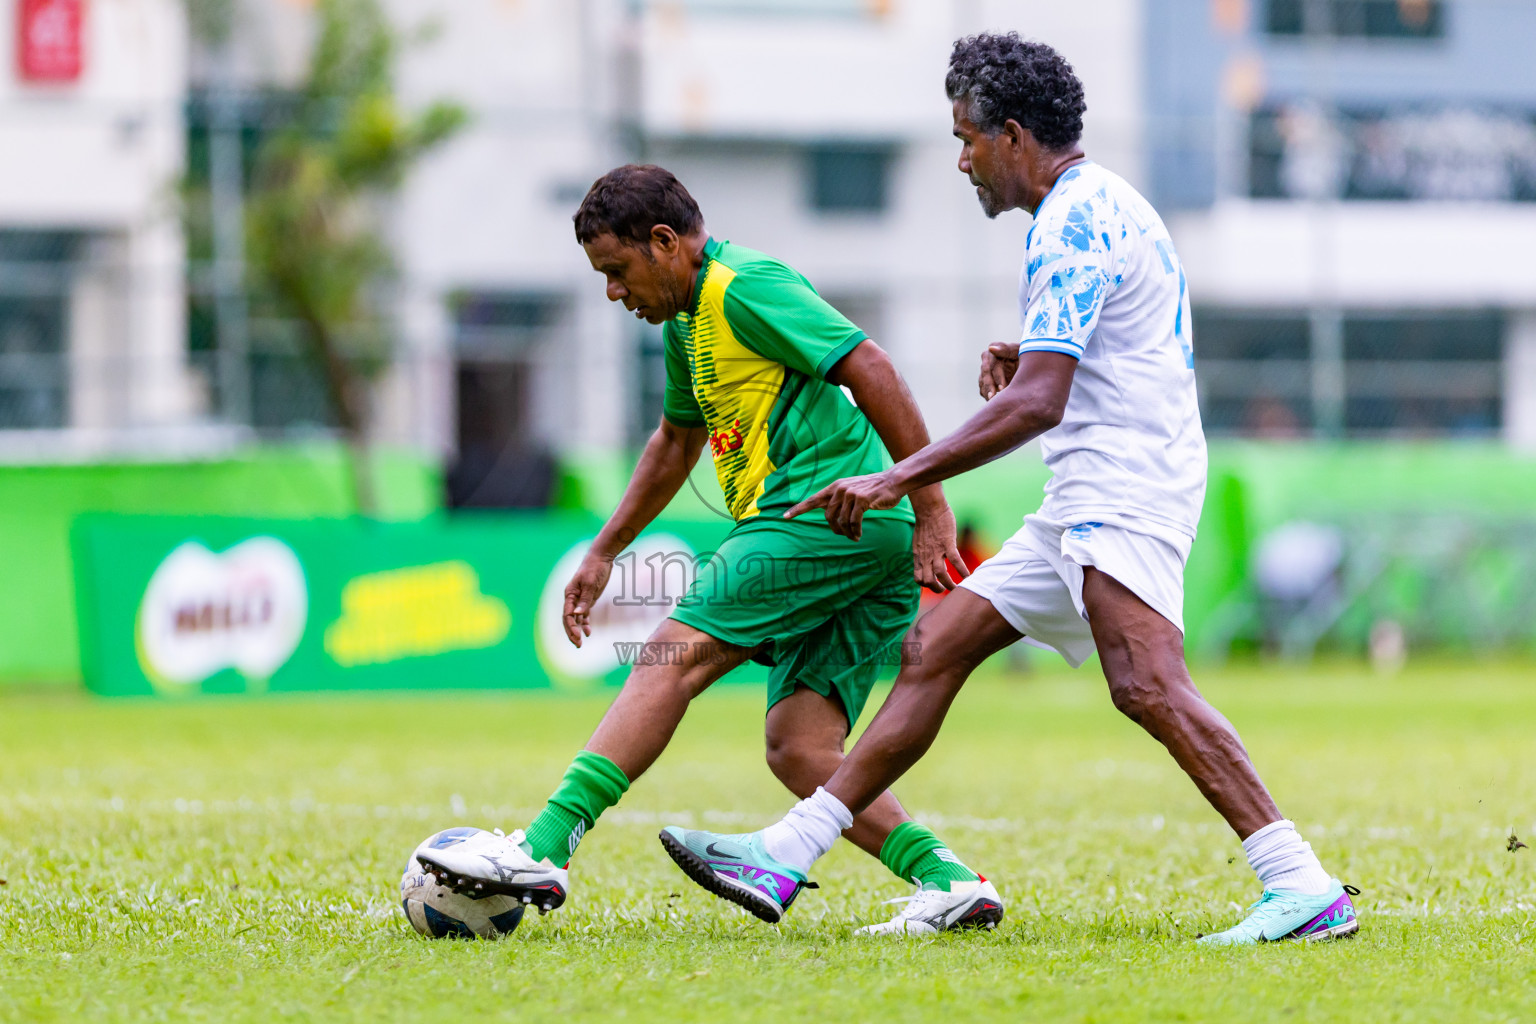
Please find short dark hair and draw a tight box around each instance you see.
[945,34,1086,151]
[573,164,704,246]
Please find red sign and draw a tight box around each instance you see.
[17,0,84,83]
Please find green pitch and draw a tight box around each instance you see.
[2,660,1534,1022]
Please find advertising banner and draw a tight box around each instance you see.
[72,514,747,697]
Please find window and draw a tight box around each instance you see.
[186,86,312,430]
[1265,0,1445,39]
[1342,312,1502,434]
[452,293,563,359]
[807,144,893,214]
[1192,310,1313,435]
[1193,307,1504,437]
[0,231,80,429]
[447,292,566,509]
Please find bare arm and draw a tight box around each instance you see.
[564,417,709,646]
[824,340,966,591]
[787,350,1078,537]
[890,350,1075,491]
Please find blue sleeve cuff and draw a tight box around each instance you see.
[1019,338,1083,360]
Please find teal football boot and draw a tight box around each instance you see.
[659,827,817,924]
[1198,880,1360,945]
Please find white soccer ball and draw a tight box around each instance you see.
[400,827,526,939]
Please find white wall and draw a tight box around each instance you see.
[634,0,1147,435]
[0,0,191,439]
[383,0,630,455]
[1171,201,1536,308]
[0,0,186,226]
[273,0,1149,453]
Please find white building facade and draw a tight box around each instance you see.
[0,0,195,455]
[380,0,1148,504]
[1147,0,1536,443]
[5,0,1533,487]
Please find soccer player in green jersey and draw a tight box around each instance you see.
[415,164,1004,933]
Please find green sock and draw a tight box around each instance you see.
[879,821,982,891]
[521,751,630,865]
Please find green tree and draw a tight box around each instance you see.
[186,0,465,515]
[246,0,465,514]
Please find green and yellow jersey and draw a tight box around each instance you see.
[662,238,914,525]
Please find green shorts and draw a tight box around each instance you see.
[670,515,919,725]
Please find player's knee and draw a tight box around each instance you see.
[763,736,820,792]
[1106,671,1156,724]
[1105,664,1182,726]
[762,736,796,780]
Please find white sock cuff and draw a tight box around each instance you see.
[1242,819,1295,851]
[1242,818,1332,895]
[808,787,854,831]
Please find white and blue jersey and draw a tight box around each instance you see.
[1017,162,1207,540]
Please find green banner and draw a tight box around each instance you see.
[72,514,746,697]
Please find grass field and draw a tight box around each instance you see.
[2,659,1534,1023]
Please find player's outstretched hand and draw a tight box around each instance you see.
[783,470,902,541]
[979,342,1020,400]
[563,553,614,647]
[912,501,969,593]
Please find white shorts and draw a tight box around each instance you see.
[958,514,1191,668]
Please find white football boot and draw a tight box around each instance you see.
[855,878,1005,936]
[413,828,570,914]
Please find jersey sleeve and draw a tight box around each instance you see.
[660,323,706,427]
[721,262,867,379]
[1018,200,1116,360]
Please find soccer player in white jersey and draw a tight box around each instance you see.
[664,33,1358,942]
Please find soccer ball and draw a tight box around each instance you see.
[400,827,526,939]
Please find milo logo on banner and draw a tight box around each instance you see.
[535,534,696,688]
[135,537,308,694]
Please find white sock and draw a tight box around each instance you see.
[761,787,853,874]
[1242,819,1333,895]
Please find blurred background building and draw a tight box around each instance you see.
[1152,0,1536,442]
[5,0,1534,481]
[5,0,1536,682]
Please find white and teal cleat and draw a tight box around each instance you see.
[1197,880,1360,945]
[413,827,570,914]
[855,878,1005,936]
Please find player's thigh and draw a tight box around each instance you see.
[623,615,755,699]
[768,539,920,726]
[960,524,1096,667]
[1079,566,1187,681]
[902,588,1024,679]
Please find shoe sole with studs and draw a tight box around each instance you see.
[658,829,785,924]
[416,853,567,914]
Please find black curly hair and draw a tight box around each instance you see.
[573,164,704,247]
[945,33,1086,151]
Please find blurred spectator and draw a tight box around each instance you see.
[1253,521,1346,655]
[1245,396,1304,438]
